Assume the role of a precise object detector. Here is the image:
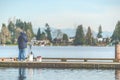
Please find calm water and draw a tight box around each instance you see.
[0,46,115,58]
[0,46,117,80]
[0,67,119,80]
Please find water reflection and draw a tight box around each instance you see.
[115,69,120,80]
[18,68,26,80]
[28,68,34,80]
[17,68,118,80]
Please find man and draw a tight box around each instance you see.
[18,31,28,61]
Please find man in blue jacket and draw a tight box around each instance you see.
[18,31,28,61]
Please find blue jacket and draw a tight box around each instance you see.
[18,32,28,49]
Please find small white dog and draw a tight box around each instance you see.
[28,52,34,62]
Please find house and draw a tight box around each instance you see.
[68,37,75,43]
[97,38,103,42]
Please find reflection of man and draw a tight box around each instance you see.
[18,68,26,80]
[18,31,28,61]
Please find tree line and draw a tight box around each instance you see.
[0,19,34,44]
[73,25,102,46]
[0,19,120,46]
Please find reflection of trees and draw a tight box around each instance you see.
[115,69,120,80]
[18,68,26,80]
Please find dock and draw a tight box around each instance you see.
[1,44,120,69]
[0,43,120,69]
[0,57,120,69]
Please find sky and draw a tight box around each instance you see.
[0,0,120,32]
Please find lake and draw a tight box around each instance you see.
[0,67,119,80]
[0,46,117,80]
[0,46,115,58]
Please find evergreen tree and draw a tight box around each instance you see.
[97,25,102,38]
[41,32,46,40]
[26,29,32,41]
[15,27,22,41]
[112,21,120,42]
[45,23,52,42]
[74,25,85,45]
[8,21,15,35]
[15,19,34,41]
[62,33,68,43]
[0,19,35,44]
[36,28,41,40]
[8,21,15,44]
[25,22,34,37]
[1,23,11,44]
[15,19,24,30]
[106,37,110,44]
[85,26,93,45]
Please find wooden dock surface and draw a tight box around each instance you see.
[0,57,120,69]
[0,61,120,69]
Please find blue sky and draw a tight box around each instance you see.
[0,0,120,32]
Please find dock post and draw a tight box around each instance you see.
[115,44,120,62]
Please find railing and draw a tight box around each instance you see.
[42,58,115,62]
[0,57,115,62]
